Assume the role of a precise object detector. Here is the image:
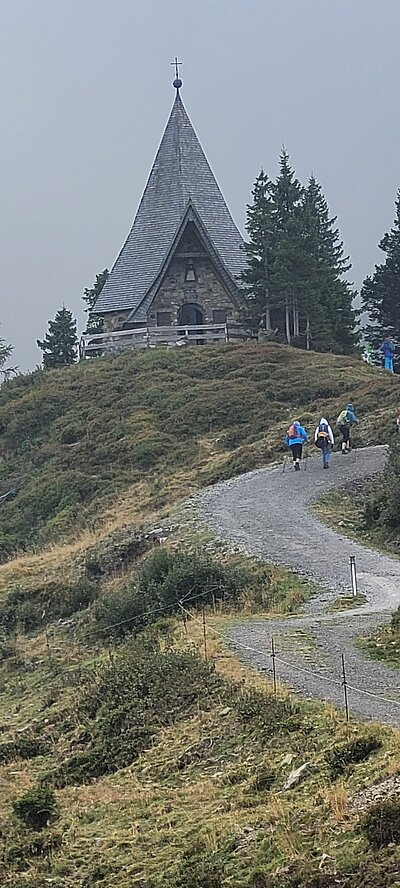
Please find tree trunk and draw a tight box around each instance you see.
[285,298,291,345]
[265,305,271,332]
[293,298,300,338]
[306,317,311,350]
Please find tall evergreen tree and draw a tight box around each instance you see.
[82,269,109,333]
[301,177,358,352]
[271,149,305,344]
[242,153,358,353]
[361,190,400,347]
[0,327,13,370]
[241,171,276,331]
[37,307,78,369]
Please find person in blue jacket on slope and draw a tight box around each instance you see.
[285,420,308,471]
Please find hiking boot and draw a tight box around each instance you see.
[323,463,329,469]
[294,461,300,471]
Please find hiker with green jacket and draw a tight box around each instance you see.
[337,404,357,454]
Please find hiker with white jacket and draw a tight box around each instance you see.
[314,417,335,469]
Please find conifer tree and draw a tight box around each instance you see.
[361,190,400,347]
[301,177,358,352]
[0,327,13,370]
[82,269,109,334]
[241,171,276,331]
[37,307,78,369]
[242,154,358,353]
[271,149,305,344]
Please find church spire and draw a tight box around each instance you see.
[171,56,183,93]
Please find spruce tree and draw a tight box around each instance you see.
[270,149,306,344]
[301,177,358,352]
[242,154,358,353]
[241,171,276,331]
[37,307,78,369]
[82,269,109,333]
[0,328,13,369]
[361,190,400,347]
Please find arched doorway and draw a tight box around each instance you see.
[178,303,204,327]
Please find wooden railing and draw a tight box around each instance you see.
[79,322,248,358]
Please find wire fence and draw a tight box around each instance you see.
[178,602,400,723]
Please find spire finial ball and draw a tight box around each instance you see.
[173,77,182,89]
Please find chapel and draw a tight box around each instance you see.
[91,67,247,338]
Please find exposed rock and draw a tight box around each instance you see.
[351,774,400,811]
[281,752,295,767]
[283,761,315,790]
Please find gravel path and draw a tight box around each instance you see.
[198,446,400,726]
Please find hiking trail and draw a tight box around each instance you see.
[198,445,400,726]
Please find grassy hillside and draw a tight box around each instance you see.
[0,343,400,887]
[1,342,399,560]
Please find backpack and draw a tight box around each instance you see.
[336,409,348,426]
[287,424,299,439]
[316,422,329,439]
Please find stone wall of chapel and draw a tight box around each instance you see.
[147,256,240,325]
[102,311,131,333]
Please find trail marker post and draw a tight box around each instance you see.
[350,555,358,597]
[271,637,277,697]
[202,606,207,661]
[341,654,350,722]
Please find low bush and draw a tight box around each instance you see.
[234,687,302,739]
[0,577,98,633]
[55,639,222,784]
[391,604,400,633]
[0,734,51,764]
[12,784,59,830]
[360,797,400,848]
[91,549,249,639]
[326,735,382,779]
[363,439,400,537]
[248,764,276,792]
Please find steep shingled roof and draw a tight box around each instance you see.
[94,90,246,317]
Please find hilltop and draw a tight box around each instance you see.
[1,342,399,561]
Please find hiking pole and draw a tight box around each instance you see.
[282,452,288,474]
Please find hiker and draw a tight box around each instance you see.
[380,339,395,373]
[314,417,334,469]
[336,404,357,454]
[285,420,308,471]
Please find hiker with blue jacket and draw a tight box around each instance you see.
[336,404,357,454]
[380,339,395,373]
[314,417,335,469]
[285,420,308,471]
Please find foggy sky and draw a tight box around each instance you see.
[1,0,400,370]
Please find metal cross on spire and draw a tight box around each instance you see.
[171,56,183,91]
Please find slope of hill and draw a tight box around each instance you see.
[0,342,399,561]
[0,344,400,887]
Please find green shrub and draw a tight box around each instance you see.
[0,734,51,764]
[12,784,59,830]
[234,688,302,738]
[55,639,222,784]
[138,548,246,608]
[360,797,400,848]
[3,829,63,863]
[0,577,98,633]
[326,735,382,779]
[391,604,400,633]
[90,549,249,640]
